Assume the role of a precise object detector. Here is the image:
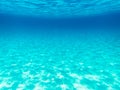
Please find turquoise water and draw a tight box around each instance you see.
[0,0,120,90]
[0,32,120,90]
[0,0,120,17]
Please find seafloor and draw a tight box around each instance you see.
[0,31,120,90]
[0,0,120,90]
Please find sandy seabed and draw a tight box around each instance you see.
[0,32,120,90]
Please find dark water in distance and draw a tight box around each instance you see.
[0,0,120,90]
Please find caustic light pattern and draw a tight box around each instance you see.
[0,0,120,16]
[0,35,120,90]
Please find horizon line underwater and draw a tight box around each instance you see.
[0,0,120,90]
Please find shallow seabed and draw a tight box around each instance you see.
[0,31,120,90]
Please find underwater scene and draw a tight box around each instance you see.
[0,0,120,90]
